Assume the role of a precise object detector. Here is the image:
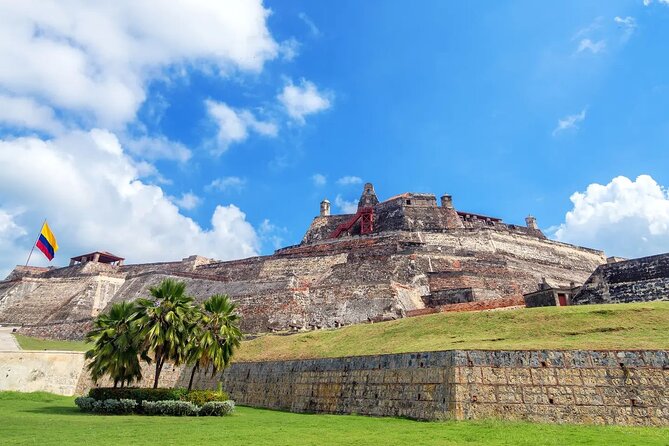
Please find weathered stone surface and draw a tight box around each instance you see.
[0,185,606,339]
[204,350,669,426]
[573,253,669,305]
[0,351,87,396]
[4,348,667,426]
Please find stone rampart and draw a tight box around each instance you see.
[573,253,669,305]
[205,350,669,426]
[0,351,87,396]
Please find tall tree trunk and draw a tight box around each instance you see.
[188,363,199,391]
[153,352,164,389]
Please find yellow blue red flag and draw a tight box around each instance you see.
[36,221,58,261]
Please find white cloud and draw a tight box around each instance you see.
[298,12,321,37]
[258,218,287,250]
[335,194,358,214]
[170,192,202,210]
[278,79,332,124]
[311,173,327,186]
[206,176,247,193]
[577,38,606,54]
[124,135,192,163]
[279,38,300,61]
[0,210,29,278]
[0,1,278,128]
[0,95,64,134]
[614,16,637,42]
[205,99,278,154]
[554,175,669,258]
[644,0,669,5]
[336,176,363,186]
[0,130,260,278]
[553,109,587,136]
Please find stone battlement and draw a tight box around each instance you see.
[302,185,546,244]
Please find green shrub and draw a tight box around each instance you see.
[199,400,235,416]
[91,399,137,415]
[88,387,188,403]
[182,389,229,406]
[142,400,200,416]
[74,396,96,412]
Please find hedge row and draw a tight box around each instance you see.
[87,388,229,405]
[75,397,235,417]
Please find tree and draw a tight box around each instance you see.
[134,279,195,389]
[85,301,146,388]
[186,294,242,391]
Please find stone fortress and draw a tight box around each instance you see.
[0,183,610,340]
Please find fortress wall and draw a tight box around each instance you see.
[203,350,669,426]
[0,278,94,325]
[1,224,607,340]
[416,230,605,303]
[1,276,124,327]
[574,254,669,305]
[0,351,87,396]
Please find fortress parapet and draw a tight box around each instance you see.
[303,183,545,244]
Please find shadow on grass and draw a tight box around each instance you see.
[22,406,84,415]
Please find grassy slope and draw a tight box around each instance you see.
[1,392,667,446]
[13,334,89,352]
[12,302,669,360]
[236,302,669,362]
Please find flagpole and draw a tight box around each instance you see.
[25,218,46,267]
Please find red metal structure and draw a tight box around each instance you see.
[330,207,374,238]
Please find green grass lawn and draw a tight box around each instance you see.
[1,392,667,446]
[13,302,669,360]
[237,302,669,362]
[13,334,89,352]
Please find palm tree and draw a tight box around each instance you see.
[85,301,145,388]
[186,294,242,391]
[134,279,195,388]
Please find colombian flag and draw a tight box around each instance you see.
[36,222,58,261]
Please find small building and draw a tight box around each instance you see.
[69,251,124,266]
[523,279,580,308]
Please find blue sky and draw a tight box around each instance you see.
[1,0,669,276]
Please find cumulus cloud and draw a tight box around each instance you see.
[554,175,669,258]
[124,135,192,163]
[336,176,363,186]
[169,192,202,210]
[0,1,278,128]
[206,176,247,193]
[205,100,278,154]
[0,95,64,134]
[0,210,29,277]
[577,38,606,54]
[335,195,358,214]
[278,79,332,124]
[553,109,587,136]
[0,130,260,278]
[311,173,327,186]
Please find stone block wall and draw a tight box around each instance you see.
[573,253,669,305]
[0,351,87,396]
[452,350,669,425]
[208,350,669,426]
[198,351,456,420]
